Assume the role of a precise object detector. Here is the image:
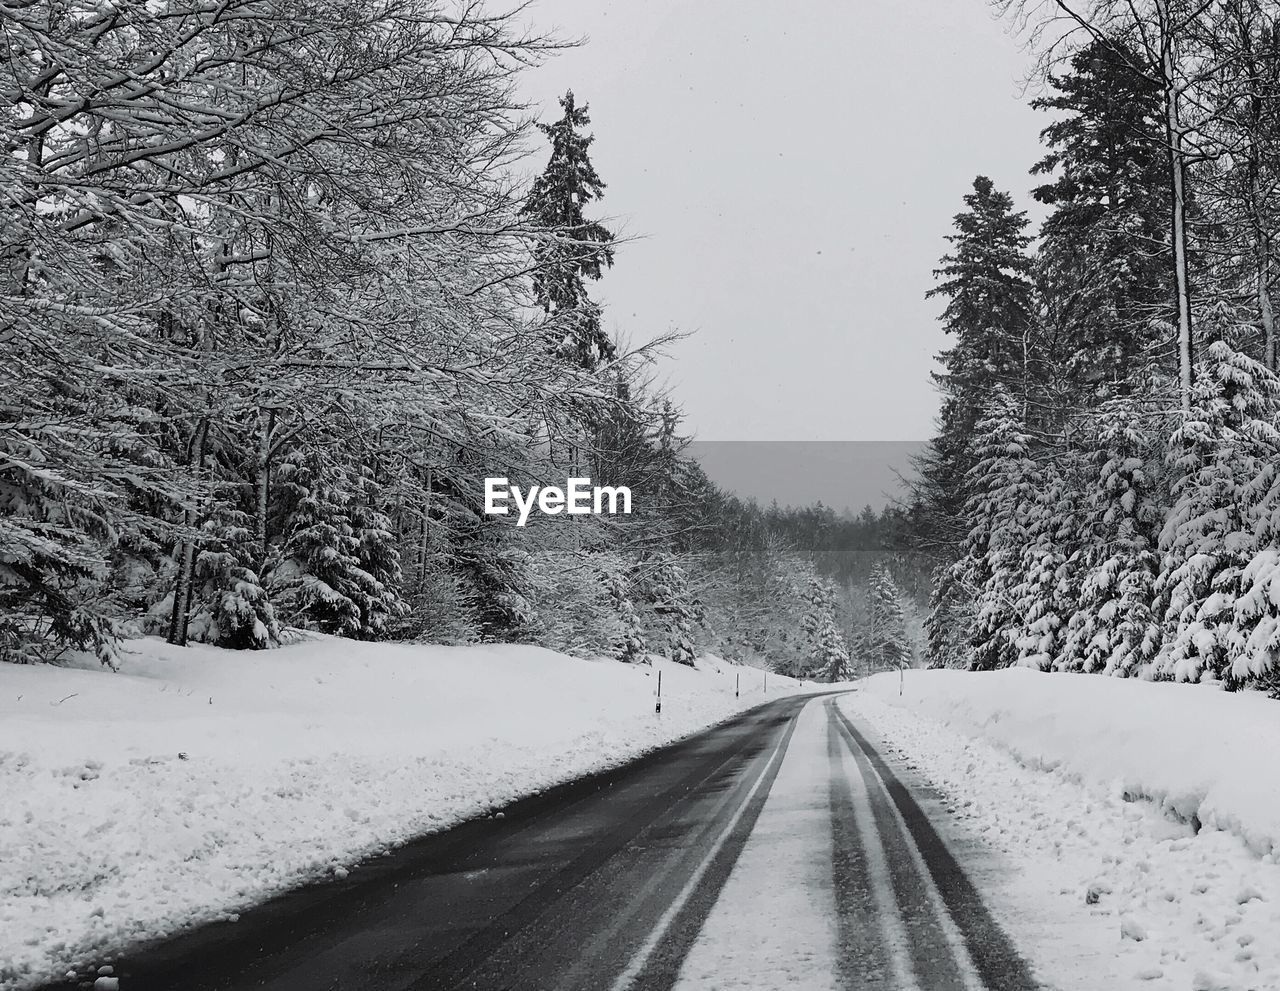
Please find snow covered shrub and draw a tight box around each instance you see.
[1152,338,1280,684]
[188,552,279,650]
[398,562,483,645]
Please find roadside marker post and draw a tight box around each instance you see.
[735,672,739,698]
[655,669,662,714]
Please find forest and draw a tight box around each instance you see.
[916,0,1280,691]
[1,0,918,681]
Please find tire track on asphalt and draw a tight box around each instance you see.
[828,700,1040,990]
[826,711,900,989]
[419,703,800,991]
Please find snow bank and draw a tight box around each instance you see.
[861,669,1280,857]
[0,637,803,990]
[839,687,1280,991]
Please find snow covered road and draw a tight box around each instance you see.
[32,693,1041,991]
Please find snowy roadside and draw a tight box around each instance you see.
[0,637,807,991]
[842,673,1280,991]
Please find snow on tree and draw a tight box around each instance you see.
[607,569,649,663]
[914,176,1037,550]
[866,564,914,674]
[649,555,699,667]
[1153,333,1280,684]
[1061,398,1166,675]
[952,390,1044,670]
[924,563,976,669]
[1009,455,1084,671]
[268,459,402,640]
[799,575,851,682]
[1030,37,1172,394]
[522,91,617,370]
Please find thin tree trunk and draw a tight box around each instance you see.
[254,409,274,566]
[167,416,210,646]
[1158,2,1194,410]
[417,469,433,590]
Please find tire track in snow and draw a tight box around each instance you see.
[828,700,1040,990]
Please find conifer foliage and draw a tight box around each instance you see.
[799,575,852,682]
[866,564,913,674]
[522,91,617,371]
[910,5,1280,692]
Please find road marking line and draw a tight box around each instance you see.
[608,699,803,991]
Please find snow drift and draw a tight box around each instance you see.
[862,669,1280,857]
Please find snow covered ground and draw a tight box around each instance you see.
[845,671,1280,991]
[0,637,804,991]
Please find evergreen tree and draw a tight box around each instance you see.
[915,177,1037,550]
[924,563,975,669]
[269,459,403,639]
[866,564,913,673]
[186,507,280,650]
[1008,454,1086,670]
[608,570,649,663]
[1154,331,1280,684]
[799,575,851,681]
[952,391,1043,670]
[1061,398,1166,674]
[650,555,698,666]
[523,91,617,370]
[1031,38,1171,397]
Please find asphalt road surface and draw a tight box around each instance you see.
[50,693,1040,991]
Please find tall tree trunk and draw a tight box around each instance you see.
[254,409,275,566]
[167,416,210,646]
[1157,0,1195,410]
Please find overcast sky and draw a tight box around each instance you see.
[517,1,1047,503]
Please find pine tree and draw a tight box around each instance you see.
[650,555,699,666]
[523,91,617,370]
[1154,330,1280,683]
[1031,38,1171,396]
[186,508,280,650]
[269,459,403,639]
[1061,397,1166,674]
[924,563,975,668]
[915,177,1037,550]
[953,391,1043,670]
[866,564,913,673]
[800,575,851,681]
[608,569,649,663]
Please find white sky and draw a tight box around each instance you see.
[518,0,1047,447]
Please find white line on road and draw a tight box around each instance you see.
[608,701,801,991]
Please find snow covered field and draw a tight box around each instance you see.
[845,671,1280,991]
[0,638,802,991]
